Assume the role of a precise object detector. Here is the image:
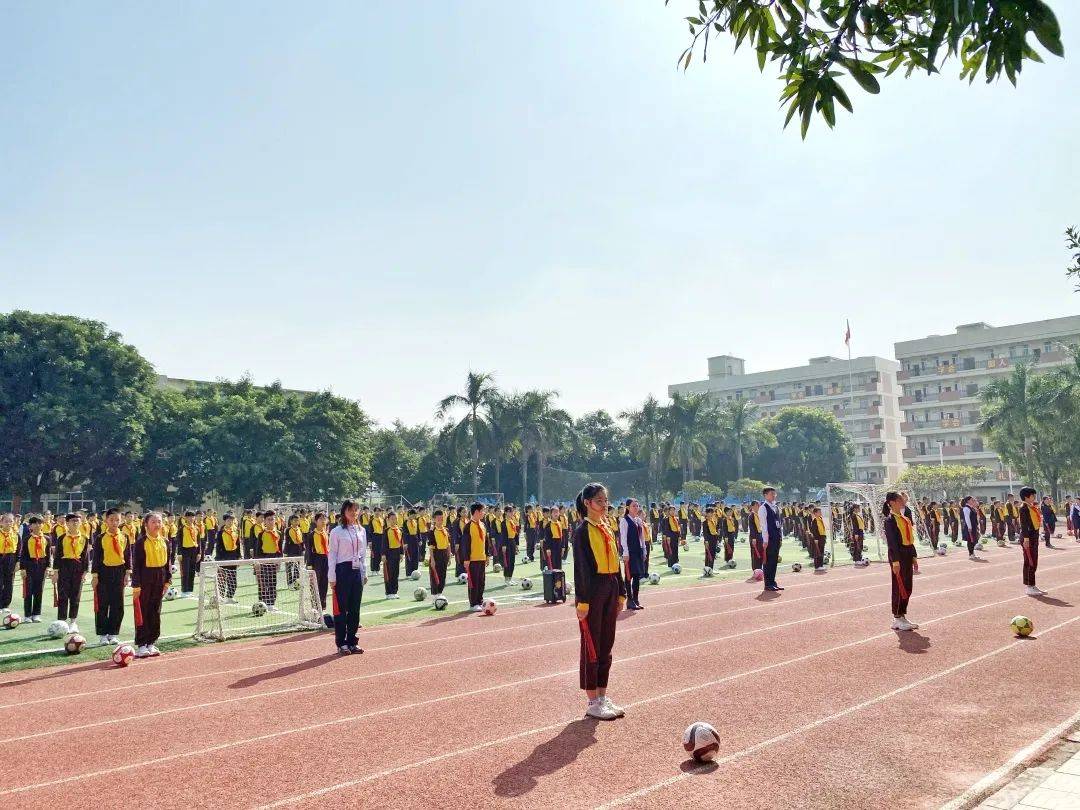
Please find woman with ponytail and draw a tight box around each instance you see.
[572,483,626,721]
[131,512,171,658]
[883,492,918,631]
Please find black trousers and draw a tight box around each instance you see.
[525,529,538,560]
[763,538,780,587]
[310,555,328,609]
[135,567,166,647]
[404,539,420,577]
[179,546,199,593]
[662,535,679,566]
[333,563,363,648]
[0,553,17,610]
[370,534,383,573]
[56,559,84,621]
[1023,540,1040,587]
[467,560,486,606]
[256,556,281,605]
[851,531,864,562]
[384,548,401,595]
[580,573,619,690]
[890,556,914,617]
[22,560,47,616]
[499,542,517,578]
[429,548,449,595]
[217,561,239,599]
[625,575,640,605]
[704,539,717,568]
[95,564,126,636]
[723,537,735,562]
[812,535,825,569]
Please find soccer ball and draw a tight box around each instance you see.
[791,563,802,573]
[856,558,870,568]
[170,564,178,574]
[936,543,948,556]
[492,563,503,574]
[701,566,713,578]
[433,595,448,611]
[64,634,86,655]
[413,587,428,602]
[682,721,721,763]
[648,572,661,585]
[777,556,783,564]
[753,569,764,582]
[290,579,301,591]
[726,559,737,569]
[112,643,135,667]
[1011,615,1034,637]
[520,578,533,591]
[458,573,468,584]
[2,613,20,630]
[521,555,530,565]
[671,563,682,575]
[47,620,70,639]
[823,551,831,563]
[482,598,497,616]
[252,601,267,617]
[409,570,421,581]
[164,587,179,601]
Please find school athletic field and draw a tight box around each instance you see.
[1,540,1079,808]
[0,536,858,673]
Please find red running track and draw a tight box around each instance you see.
[2,542,1079,809]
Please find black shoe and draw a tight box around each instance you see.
[633,603,645,610]
[625,601,638,611]
[765,585,783,592]
[348,646,363,654]
[337,645,352,655]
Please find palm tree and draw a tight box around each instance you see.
[480,394,518,497]
[715,398,772,480]
[435,371,497,492]
[980,364,1037,483]
[620,395,666,506]
[661,392,715,485]
[511,390,571,504]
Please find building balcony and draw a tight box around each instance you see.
[942,445,967,457]
[869,428,883,439]
[867,452,884,463]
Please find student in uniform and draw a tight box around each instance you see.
[242,510,258,560]
[1040,496,1057,548]
[20,515,50,622]
[451,506,467,579]
[463,503,489,612]
[702,506,721,572]
[524,505,539,563]
[758,488,784,592]
[214,513,242,603]
[305,511,331,612]
[255,510,283,608]
[990,499,1007,547]
[542,507,564,572]
[849,504,866,564]
[132,512,171,658]
[0,513,19,614]
[661,505,681,569]
[176,510,203,597]
[327,499,366,655]
[1019,487,1046,596]
[284,514,306,587]
[573,483,626,720]
[746,499,764,580]
[53,513,88,633]
[961,496,982,560]
[723,507,738,564]
[619,499,647,611]
[428,509,452,598]
[501,507,519,586]
[808,506,827,571]
[1005,495,1020,543]
[883,491,918,631]
[383,512,403,599]
[1070,498,1080,543]
[91,507,131,645]
[403,509,421,580]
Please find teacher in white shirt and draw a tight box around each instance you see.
[328,499,367,655]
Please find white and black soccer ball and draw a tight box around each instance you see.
[164,587,179,601]
[482,598,497,615]
[492,562,503,574]
[520,578,533,591]
[726,559,737,569]
[409,570,421,581]
[170,563,178,574]
[671,563,682,575]
[252,601,267,617]
[47,620,70,639]
[701,566,713,578]
[791,563,802,573]
[413,587,428,601]
[683,721,721,763]
[433,595,448,611]
[458,573,468,584]
[648,572,661,585]
[936,543,948,556]
[521,555,530,565]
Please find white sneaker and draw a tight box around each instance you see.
[1026,586,1042,596]
[110,635,122,644]
[901,616,919,629]
[507,579,517,586]
[891,617,903,630]
[471,605,483,612]
[585,699,617,720]
[1038,587,1048,595]
[969,554,978,560]
[602,696,625,717]
[68,622,79,634]
[98,635,110,646]
[133,645,151,658]
[148,645,161,657]
[894,618,915,631]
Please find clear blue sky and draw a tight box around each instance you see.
[2,1,1077,426]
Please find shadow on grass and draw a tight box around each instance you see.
[492,717,600,797]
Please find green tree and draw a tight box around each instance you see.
[715,398,775,480]
[621,395,668,507]
[436,371,497,493]
[0,311,156,507]
[1066,226,1080,290]
[726,476,769,502]
[662,392,717,485]
[564,410,633,472]
[754,407,852,497]
[672,0,1064,136]
[370,426,423,501]
[480,394,518,496]
[980,363,1038,482]
[895,464,990,501]
[682,479,725,503]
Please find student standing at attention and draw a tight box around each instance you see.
[327,499,366,655]
[463,503,489,612]
[1019,486,1046,597]
[883,491,918,631]
[757,488,784,592]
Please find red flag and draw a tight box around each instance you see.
[93,583,99,613]
[133,591,144,628]
[844,319,851,346]
[52,577,58,608]
[331,584,341,617]
[579,617,598,664]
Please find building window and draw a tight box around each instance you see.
[814,384,823,395]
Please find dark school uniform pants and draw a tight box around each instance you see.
[0,553,14,610]
[749,538,764,571]
[285,549,304,585]
[217,558,240,599]
[525,529,537,561]
[179,546,199,593]
[310,555,329,609]
[763,539,780,588]
[384,548,401,596]
[404,540,420,577]
[1007,518,1018,543]
[499,542,516,578]
[429,548,449,595]
[256,556,281,605]
[467,560,486,607]
[851,531,864,562]
[890,556,914,617]
[370,534,383,574]
[135,567,166,647]
[332,563,363,648]
[704,539,717,569]
[1023,540,1040,587]
[22,560,47,616]
[56,559,84,621]
[580,573,620,691]
[723,537,735,563]
[95,564,126,636]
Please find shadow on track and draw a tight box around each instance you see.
[229,653,340,689]
[492,717,600,797]
[0,659,113,689]
[896,631,931,654]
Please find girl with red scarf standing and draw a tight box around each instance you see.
[883,492,918,631]
[132,512,171,658]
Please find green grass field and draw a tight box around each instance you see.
[0,534,878,674]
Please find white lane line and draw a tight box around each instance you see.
[257,577,1080,808]
[5,571,1076,798]
[596,613,1080,808]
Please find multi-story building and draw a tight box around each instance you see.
[894,317,1080,498]
[669,354,905,485]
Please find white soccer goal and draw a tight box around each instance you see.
[825,482,932,564]
[264,501,330,515]
[194,557,324,641]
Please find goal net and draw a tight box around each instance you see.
[430,492,505,510]
[540,466,650,505]
[264,501,329,515]
[824,482,934,564]
[194,558,324,641]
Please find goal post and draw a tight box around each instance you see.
[194,557,324,642]
[825,482,934,565]
[264,501,330,515]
